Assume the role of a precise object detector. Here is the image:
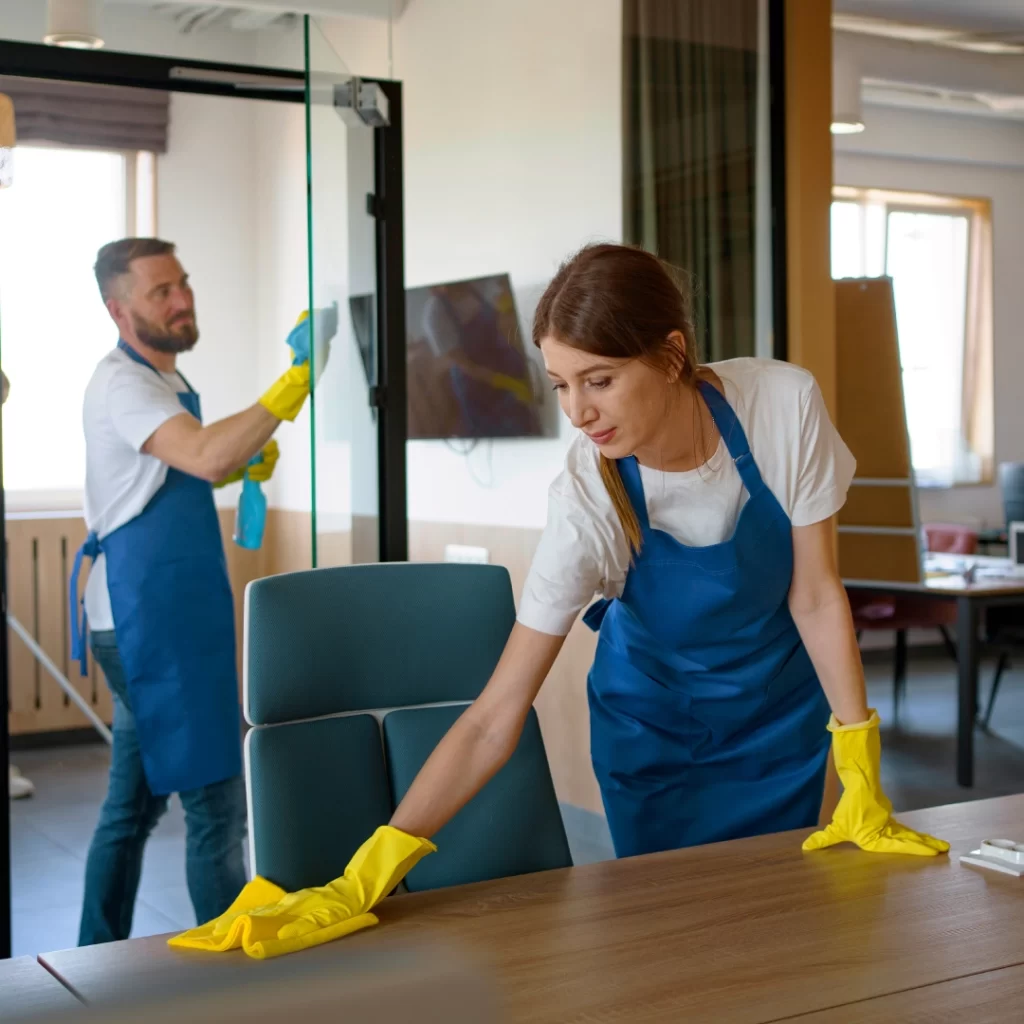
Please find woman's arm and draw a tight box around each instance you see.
[389,622,566,838]
[788,517,870,726]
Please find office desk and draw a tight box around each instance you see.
[978,527,1008,554]
[0,956,82,1019]
[847,555,1024,786]
[792,963,1024,1023]
[39,796,1024,1024]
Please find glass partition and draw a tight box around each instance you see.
[304,17,380,566]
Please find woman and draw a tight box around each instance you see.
[386,243,947,860]
[177,244,947,960]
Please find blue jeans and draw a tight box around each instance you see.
[79,630,247,946]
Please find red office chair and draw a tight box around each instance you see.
[848,524,978,722]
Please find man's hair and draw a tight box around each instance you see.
[94,237,176,302]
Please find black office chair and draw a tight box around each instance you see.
[1000,462,1024,528]
[977,464,1024,726]
[981,605,1024,729]
[978,464,1024,551]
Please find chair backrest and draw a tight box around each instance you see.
[244,563,571,893]
[1000,462,1024,526]
[384,704,571,892]
[923,523,978,555]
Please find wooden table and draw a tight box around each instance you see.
[0,955,82,1020]
[38,796,1024,1023]
[847,554,1024,786]
[793,963,1024,1023]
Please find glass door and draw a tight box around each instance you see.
[304,17,381,567]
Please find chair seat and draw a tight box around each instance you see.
[923,523,979,555]
[849,591,957,630]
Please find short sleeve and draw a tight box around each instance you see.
[790,378,857,527]
[106,364,192,453]
[517,474,609,637]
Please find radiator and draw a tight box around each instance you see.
[5,513,113,736]
[5,509,271,736]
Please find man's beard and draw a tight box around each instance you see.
[131,310,199,354]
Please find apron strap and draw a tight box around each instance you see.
[697,379,767,497]
[116,339,197,395]
[69,532,100,676]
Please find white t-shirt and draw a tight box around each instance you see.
[518,358,856,637]
[82,347,192,630]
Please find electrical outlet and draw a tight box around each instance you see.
[444,544,490,564]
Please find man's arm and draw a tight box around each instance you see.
[143,404,279,484]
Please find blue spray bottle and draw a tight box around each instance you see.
[233,452,267,550]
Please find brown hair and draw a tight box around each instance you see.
[532,243,703,555]
[94,237,176,301]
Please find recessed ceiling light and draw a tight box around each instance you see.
[44,1,104,50]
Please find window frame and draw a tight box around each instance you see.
[832,184,994,488]
[1,143,158,512]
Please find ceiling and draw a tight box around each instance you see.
[835,1,1024,36]
[114,0,404,27]
[147,3,297,32]
[834,1,1024,123]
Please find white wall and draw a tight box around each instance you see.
[835,104,1024,530]
[318,0,624,529]
[165,94,260,423]
[165,93,317,516]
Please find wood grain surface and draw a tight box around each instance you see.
[38,796,1024,1023]
[0,955,82,1018]
[789,963,1024,1023]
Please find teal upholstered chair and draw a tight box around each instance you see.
[244,563,572,894]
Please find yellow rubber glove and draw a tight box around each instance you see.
[803,710,950,856]
[213,440,280,488]
[169,826,436,960]
[259,310,314,422]
[259,362,310,422]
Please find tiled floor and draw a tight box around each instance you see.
[9,743,204,957]
[8,652,1024,958]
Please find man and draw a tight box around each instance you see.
[2,366,34,801]
[71,237,316,945]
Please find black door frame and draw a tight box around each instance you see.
[0,33,407,958]
[768,0,789,363]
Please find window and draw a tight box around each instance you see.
[0,145,156,505]
[831,186,993,487]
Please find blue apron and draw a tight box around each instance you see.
[70,340,242,796]
[584,380,830,858]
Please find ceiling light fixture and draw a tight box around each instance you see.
[44,0,105,50]
[832,53,865,134]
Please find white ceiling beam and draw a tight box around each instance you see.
[835,29,1024,97]
[112,0,407,20]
